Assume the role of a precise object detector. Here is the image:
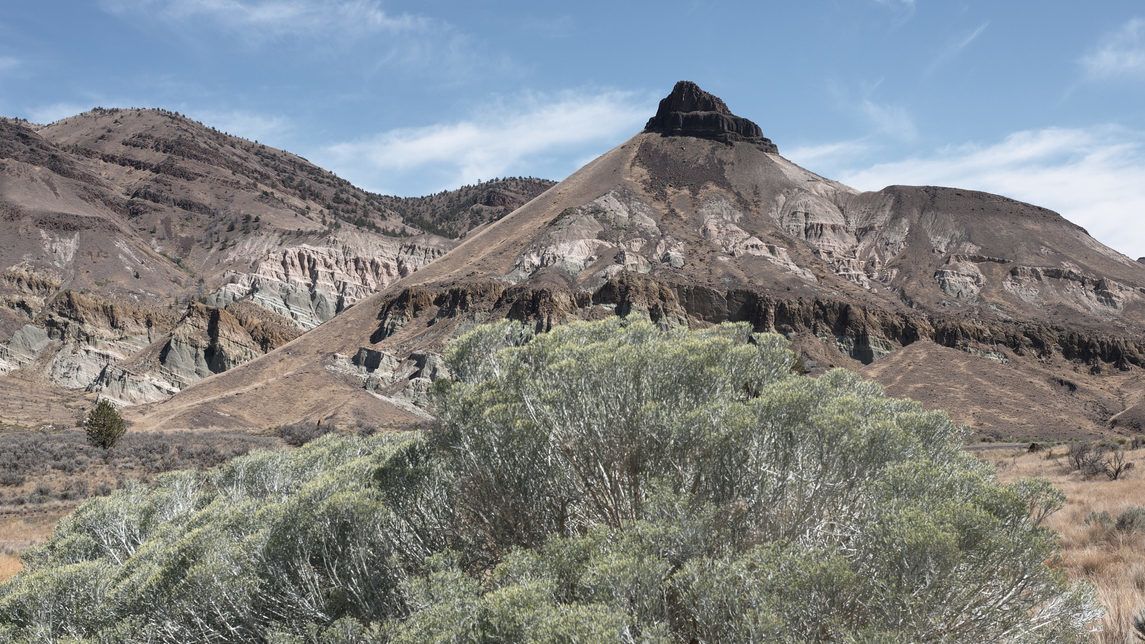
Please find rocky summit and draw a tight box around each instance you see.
[644,80,779,152]
[130,81,1145,443]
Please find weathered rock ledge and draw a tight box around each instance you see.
[644,81,779,153]
[370,273,1145,371]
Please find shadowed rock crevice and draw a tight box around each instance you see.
[644,80,779,153]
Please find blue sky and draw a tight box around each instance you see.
[2,1,1145,256]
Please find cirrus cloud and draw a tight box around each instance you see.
[1082,18,1145,80]
[316,89,652,195]
[99,0,424,37]
[833,125,1145,258]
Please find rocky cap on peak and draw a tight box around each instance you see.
[644,80,778,153]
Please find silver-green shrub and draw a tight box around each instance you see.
[0,319,1098,642]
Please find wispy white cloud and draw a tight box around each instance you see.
[25,102,93,124]
[785,139,873,169]
[858,98,918,142]
[99,0,424,38]
[826,79,917,144]
[0,56,19,74]
[871,0,916,26]
[872,0,915,12]
[832,125,1145,258]
[1082,18,1145,80]
[99,0,512,82]
[317,89,652,195]
[925,21,989,76]
[186,108,292,143]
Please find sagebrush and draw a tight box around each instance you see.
[0,319,1099,642]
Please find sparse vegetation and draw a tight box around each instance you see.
[0,320,1098,642]
[376,176,555,237]
[1067,440,1134,480]
[0,429,275,510]
[276,420,333,446]
[982,444,1145,642]
[276,419,378,446]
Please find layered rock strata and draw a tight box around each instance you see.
[644,80,779,152]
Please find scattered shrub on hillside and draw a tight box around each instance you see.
[1067,441,1133,480]
[1105,447,1135,480]
[0,319,1100,642]
[1086,511,1114,529]
[1117,508,1145,534]
[0,429,275,510]
[277,420,332,446]
[277,419,380,447]
[1083,508,1145,546]
[1068,441,1100,473]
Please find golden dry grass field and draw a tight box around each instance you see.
[0,508,64,582]
[0,555,20,582]
[982,445,1145,642]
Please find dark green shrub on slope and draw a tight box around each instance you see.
[84,399,126,450]
[0,319,1098,642]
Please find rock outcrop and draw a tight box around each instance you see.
[206,238,446,329]
[644,81,779,152]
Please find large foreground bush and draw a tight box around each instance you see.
[0,320,1098,642]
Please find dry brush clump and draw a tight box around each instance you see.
[1067,441,1135,481]
[0,319,1100,642]
[276,418,379,447]
[0,429,276,509]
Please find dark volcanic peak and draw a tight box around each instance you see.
[644,80,778,153]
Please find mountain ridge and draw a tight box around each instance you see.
[128,81,1145,441]
[0,109,552,423]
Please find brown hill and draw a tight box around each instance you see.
[0,110,550,421]
[131,81,1145,441]
[376,177,556,239]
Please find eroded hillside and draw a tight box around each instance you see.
[0,110,551,415]
[131,82,1145,442]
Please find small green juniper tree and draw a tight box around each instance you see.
[83,399,126,450]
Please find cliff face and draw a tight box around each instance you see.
[206,237,446,329]
[131,81,1145,441]
[644,81,779,152]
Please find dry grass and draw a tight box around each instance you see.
[982,445,1145,642]
[0,555,20,582]
[0,509,66,551]
[0,508,64,583]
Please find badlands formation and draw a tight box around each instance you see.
[128,82,1145,442]
[0,110,550,423]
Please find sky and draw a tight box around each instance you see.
[2,1,1145,257]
